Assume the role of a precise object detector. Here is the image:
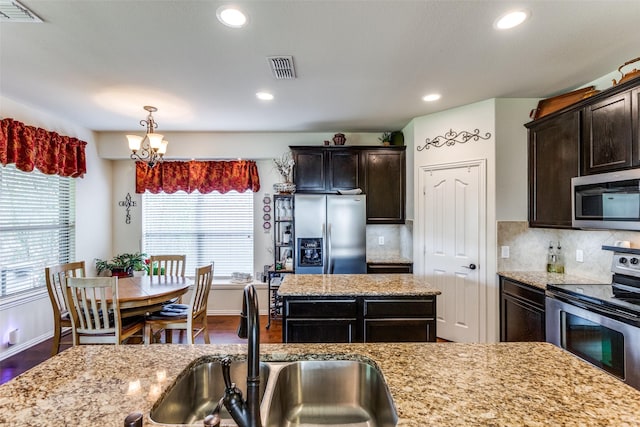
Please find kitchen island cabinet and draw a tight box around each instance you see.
[279,274,439,343]
[2,342,640,426]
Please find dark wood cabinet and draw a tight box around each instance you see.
[366,263,413,274]
[291,147,360,193]
[363,298,435,342]
[582,90,634,175]
[526,110,581,229]
[290,145,406,223]
[499,276,545,342]
[361,148,406,224]
[284,298,358,343]
[283,295,436,343]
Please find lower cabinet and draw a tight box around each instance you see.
[499,276,546,342]
[283,296,436,343]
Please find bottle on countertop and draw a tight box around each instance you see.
[546,241,564,273]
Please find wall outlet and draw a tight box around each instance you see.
[501,246,510,258]
[576,249,584,263]
[378,236,385,245]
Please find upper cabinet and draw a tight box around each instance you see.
[291,147,361,193]
[525,77,640,229]
[290,146,406,223]
[582,90,634,175]
[361,148,406,224]
[527,110,581,228]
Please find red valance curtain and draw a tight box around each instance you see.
[136,160,261,194]
[0,118,87,178]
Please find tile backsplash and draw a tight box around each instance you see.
[366,223,413,260]
[497,221,640,283]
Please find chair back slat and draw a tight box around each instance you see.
[191,263,214,317]
[45,261,85,319]
[149,255,186,278]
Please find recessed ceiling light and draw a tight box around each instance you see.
[216,6,247,28]
[422,93,441,102]
[256,92,274,101]
[495,10,529,30]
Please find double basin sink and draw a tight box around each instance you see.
[150,358,398,427]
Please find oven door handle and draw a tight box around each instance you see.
[550,293,640,321]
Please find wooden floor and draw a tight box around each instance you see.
[0,315,282,386]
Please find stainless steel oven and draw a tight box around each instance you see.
[546,246,640,390]
[546,293,640,389]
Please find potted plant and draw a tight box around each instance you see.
[273,151,296,193]
[378,131,392,146]
[95,252,148,277]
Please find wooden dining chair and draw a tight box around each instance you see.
[64,276,145,345]
[148,254,186,278]
[145,263,213,345]
[45,261,86,356]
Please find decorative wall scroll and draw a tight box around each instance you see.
[118,193,137,224]
[417,128,492,151]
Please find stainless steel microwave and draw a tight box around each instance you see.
[572,169,640,231]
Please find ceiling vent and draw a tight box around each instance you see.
[0,0,42,22]
[267,56,296,80]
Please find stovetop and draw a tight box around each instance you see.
[547,282,640,317]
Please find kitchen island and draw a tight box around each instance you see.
[1,342,640,426]
[278,274,441,343]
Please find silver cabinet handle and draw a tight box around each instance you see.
[462,263,477,270]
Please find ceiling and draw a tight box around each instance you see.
[1,0,639,133]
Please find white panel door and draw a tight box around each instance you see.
[422,161,483,342]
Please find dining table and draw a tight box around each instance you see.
[115,275,192,317]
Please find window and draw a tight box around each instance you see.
[0,164,76,298]
[142,190,253,277]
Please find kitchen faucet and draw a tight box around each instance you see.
[204,284,261,427]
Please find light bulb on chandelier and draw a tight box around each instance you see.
[126,106,168,168]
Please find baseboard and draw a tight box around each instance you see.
[0,331,53,361]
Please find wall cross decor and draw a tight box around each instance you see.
[417,128,492,151]
[118,193,137,224]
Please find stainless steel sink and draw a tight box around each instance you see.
[149,359,271,426]
[262,360,398,427]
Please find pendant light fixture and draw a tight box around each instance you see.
[126,106,168,168]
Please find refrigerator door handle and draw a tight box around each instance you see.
[322,223,327,274]
[327,223,332,274]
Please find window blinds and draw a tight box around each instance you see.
[0,164,75,298]
[142,190,254,277]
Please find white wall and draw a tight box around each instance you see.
[0,96,112,359]
[411,99,498,342]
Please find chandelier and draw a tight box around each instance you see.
[126,106,168,168]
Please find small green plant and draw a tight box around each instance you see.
[95,252,148,275]
[378,131,392,144]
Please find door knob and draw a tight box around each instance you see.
[462,263,477,270]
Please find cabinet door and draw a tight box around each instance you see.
[328,149,360,190]
[285,319,357,343]
[500,295,545,342]
[582,90,633,175]
[633,88,640,167]
[362,149,406,223]
[292,149,326,192]
[364,319,435,342]
[528,110,580,228]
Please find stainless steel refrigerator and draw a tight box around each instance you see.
[294,194,366,274]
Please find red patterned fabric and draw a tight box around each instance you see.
[0,118,87,178]
[135,160,261,194]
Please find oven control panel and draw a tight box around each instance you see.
[612,253,640,277]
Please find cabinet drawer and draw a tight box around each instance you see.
[285,299,358,318]
[364,319,435,342]
[501,278,545,308]
[366,263,413,274]
[363,298,434,318]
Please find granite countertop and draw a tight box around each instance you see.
[498,271,607,291]
[278,273,441,296]
[1,342,639,426]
